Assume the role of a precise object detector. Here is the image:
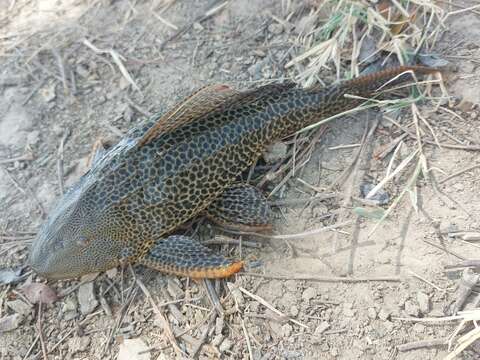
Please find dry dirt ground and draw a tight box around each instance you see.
[1,0,480,359]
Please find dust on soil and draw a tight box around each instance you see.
[1,1,480,359]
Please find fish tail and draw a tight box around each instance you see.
[272,65,441,137]
[338,65,440,94]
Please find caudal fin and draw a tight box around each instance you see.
[341,65,440,94]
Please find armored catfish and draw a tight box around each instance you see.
[29,66,437,280]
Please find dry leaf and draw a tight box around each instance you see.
[21,283,58,305]
[0,314,23,333]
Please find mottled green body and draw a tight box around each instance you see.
[29,66,435,279]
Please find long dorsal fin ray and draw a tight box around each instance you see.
[138,84,241,146]
[137,82,298,147]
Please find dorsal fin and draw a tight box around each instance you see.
[137,82,298,147]
[138,84,241,146]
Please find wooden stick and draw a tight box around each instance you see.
[158,1,229,50]
[136,278,184,357]
[224,220,353,240]
[439,164,480,184]
[241,320,254,360]
[397,338,447,352]
[239,286,308,329]
[190,311,217,357]
[37,302,48,360]
[243,272,401,283]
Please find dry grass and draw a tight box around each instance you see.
[286,0,445,85]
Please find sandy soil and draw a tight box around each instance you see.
[1,1,480,359]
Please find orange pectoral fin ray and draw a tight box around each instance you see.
[138,235,243,279]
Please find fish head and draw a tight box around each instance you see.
[29,173,124,280]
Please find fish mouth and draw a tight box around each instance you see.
[29,245,74,280]
[30,259,82,280]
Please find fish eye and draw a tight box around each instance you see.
[76,235,90,247]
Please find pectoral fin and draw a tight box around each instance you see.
[138,235,243,279]
[206,184,272,232]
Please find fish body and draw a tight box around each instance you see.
[29,66,436,279]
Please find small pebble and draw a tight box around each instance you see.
[76,64,90,78]
[360,182,390,205]
[167,278,184,299]
[0,314,23,333]
[26,130,40,146]
[68,336,91,354]
[212,334,223,347]
[219,338,233,353]
[117,338,150,360]
[417,291,431,315]
[302,287,317,302]
[226,283,244,307]
[367,307,377,320]
[62,296,78,320]
[6,300,32,316]
[314,321,330,336]
[281,323,293,338]
[262,142,288,164]
[215,316,224,335]
[106,268,118,279]
[413,323,426,334]
[404,300,420,317]
[40,82,56,103]
[378,308,391,321]
[268,23,283,35]
[78,282,98,315]
[193,22,204,32]
[290,305,299,317]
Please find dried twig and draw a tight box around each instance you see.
[408,269,446,292]
[158,1,229,50]
[423,239,465,260]
[37,302,48,360]
[83,39,141,93]
[190,311,217,357]
[238,286,308,329]
[223,220,353,240]
[450,269,479,315]
[202,235,261,248]
[0,152,34,164]
[1,165,46,217]
[243,272,400,283]
[439,164,480,184]
[57,128,70,195]
[241,320,254,360]
[397,338,447,352]
[445,327,480,360]
[136,278,184,357]
[51,48,68,95]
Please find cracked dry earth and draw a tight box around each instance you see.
[1,0,480,359]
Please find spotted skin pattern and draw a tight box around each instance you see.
[29,66,437,280]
